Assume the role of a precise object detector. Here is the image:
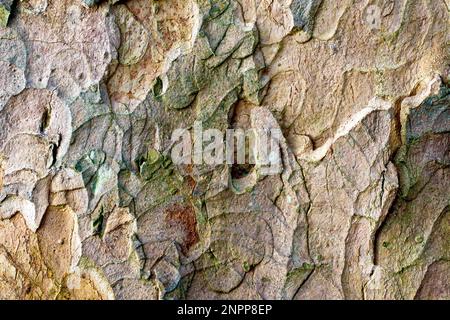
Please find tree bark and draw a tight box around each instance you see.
[0,0,448,300]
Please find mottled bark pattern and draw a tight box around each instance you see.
[0,0,448,300]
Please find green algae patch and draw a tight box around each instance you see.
[0,3,10,28]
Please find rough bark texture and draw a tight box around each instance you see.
[0,0,448,300]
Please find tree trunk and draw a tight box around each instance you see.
[0,0,448,300]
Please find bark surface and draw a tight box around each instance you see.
[0,0,448,300]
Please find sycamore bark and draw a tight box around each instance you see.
[0,0,448,300]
